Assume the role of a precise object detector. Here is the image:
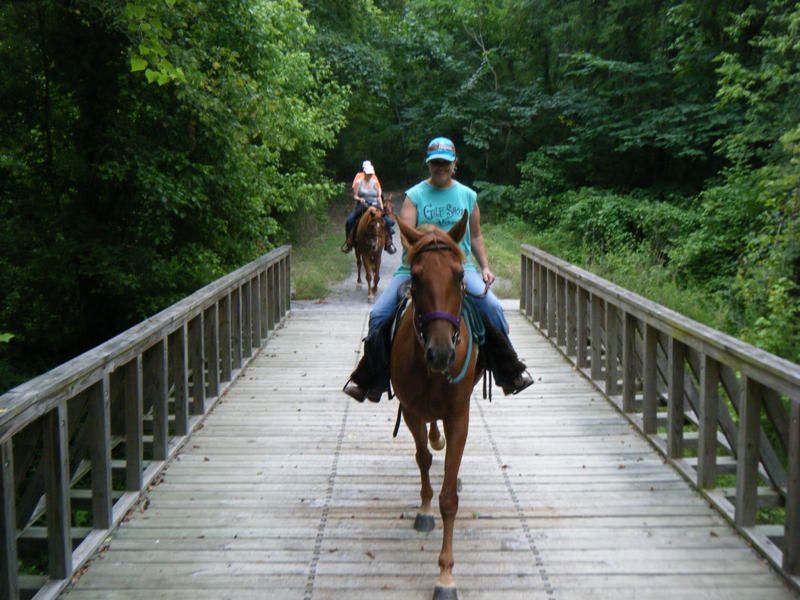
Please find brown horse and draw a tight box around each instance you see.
[390,210,480,600]
[354,205,387,301]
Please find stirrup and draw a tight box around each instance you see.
[385,242,396,254]
[340,241,353,253]
[501,370,534,396]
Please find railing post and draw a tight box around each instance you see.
[786,399,800,573]
[532,262,541,323]
[145,339,169,460]
[1,439,18,600]
[260,270,269,339]
[698,354,720,488]
[546,270,556,337]
[169,324,189,436]
[189,314,206,413]
[622,312,636,412]
[576,288,589,368]
[643,324,658,434]
[556,276,566,346]
[284,255,291,316]
[89,375,112,529]
[204,304,220,398]
[231,287,242,370]
[520,255,528,314]
[668,337,685,458]
[605,303,619,395]
[735,376,762,527]
[241,281,252,358]
[267,267,276,332]
[251,274,262,348]
[537,262,547,326]
[44,402,71,579]
[590,295,603,380]
[220,292,232,383]
[124,357,144,491]
[566,281,577,356]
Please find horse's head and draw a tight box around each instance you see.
[360,206,386,253]
[397,210,469,374]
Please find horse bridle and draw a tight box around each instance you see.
[409,242,466,350]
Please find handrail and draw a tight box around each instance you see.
[520,244,799,591]
[0,246,292,599]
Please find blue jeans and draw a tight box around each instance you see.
[368,270,509,338]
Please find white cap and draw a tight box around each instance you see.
[362,161,375,175]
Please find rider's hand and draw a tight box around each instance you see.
[481,267,496,286]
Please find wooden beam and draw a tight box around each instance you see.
[736,376,762,527]
[590,294,603,380]
[786,399,800,573]
[566,281,577,356]
[204,304,220,398]
[605,303,619,396]
[546,269,556,338]
[643,324,658,434]
[219,293,232,383]
[89,376,112,529]
[241,281,252,359]
[0,439,18,600]
[188,314,206,415]
[169,324,189,436]
[556,275,566,346]
[622,312,636,412]
[44,402,71,578]
[698,354,720,489]
[144,339,168,460]
[230,287,242,370]
[576,288,589,368]
[124,357,143,491]
[667,337,685,458]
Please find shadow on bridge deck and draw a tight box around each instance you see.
[62,295,797,600]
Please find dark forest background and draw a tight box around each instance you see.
[2,0,799,392]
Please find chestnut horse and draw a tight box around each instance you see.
[390,210,480,600]
[354,206,387,301]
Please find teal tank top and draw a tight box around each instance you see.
[395,180,478,275]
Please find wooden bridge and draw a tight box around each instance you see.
[1,245,799,599]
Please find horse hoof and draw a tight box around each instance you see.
[433,585,458,600]
[414,513,435,532]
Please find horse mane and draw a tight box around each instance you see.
[405,225,465,266]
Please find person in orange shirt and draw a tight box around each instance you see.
[342,160,396,254]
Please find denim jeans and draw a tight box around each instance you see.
[367,270,509,338]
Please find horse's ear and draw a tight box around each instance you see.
[396,216,422,247]
[447,210,469,244]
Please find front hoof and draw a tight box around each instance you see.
[433,585,458,600]
[413,513,435,532]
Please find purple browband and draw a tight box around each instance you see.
[418,311,460,328]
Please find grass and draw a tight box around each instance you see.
[289,201,354,300]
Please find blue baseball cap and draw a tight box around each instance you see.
[425,137,457,163]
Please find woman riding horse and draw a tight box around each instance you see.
[343,136,533,403]
[342,160,396,254]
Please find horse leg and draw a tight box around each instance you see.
[365,259,374,301]
[434,413,469,599]
[372,255,380,299]
[404,411,435,533]
[355,250,362,286]
[428,420,445,451]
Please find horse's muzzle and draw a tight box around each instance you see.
[425,342,455,374]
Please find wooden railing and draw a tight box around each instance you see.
[0,246,291,600]
[520,245,800,590]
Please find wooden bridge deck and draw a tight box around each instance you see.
[63,300,797,599]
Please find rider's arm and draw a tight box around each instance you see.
[470,203,496,285]
[376,181,384,210]
[352,173,363,202]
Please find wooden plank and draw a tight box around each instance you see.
[566,281,577,356]
[786,399,800,573]
[622,312,636,412]
[668,337,685,458]
[44,402,72,578]
[556,275,567,346]
[591,294,603,380]
[144,339,169,460]
[188,314,206,415]
[204,304,220,399]
[124,357,144,491]
[89,376,112,529]
[0,439,18,600]
[169,324,189,436]
[736,376,762,527]
[219,293,233,383]
[698,355,720,489]
[577,287,589,368]
[230,287,242,370]
[241,281,252,359]
[643,324,658,435]
[605,302,619,396]
[546,268,556,337]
